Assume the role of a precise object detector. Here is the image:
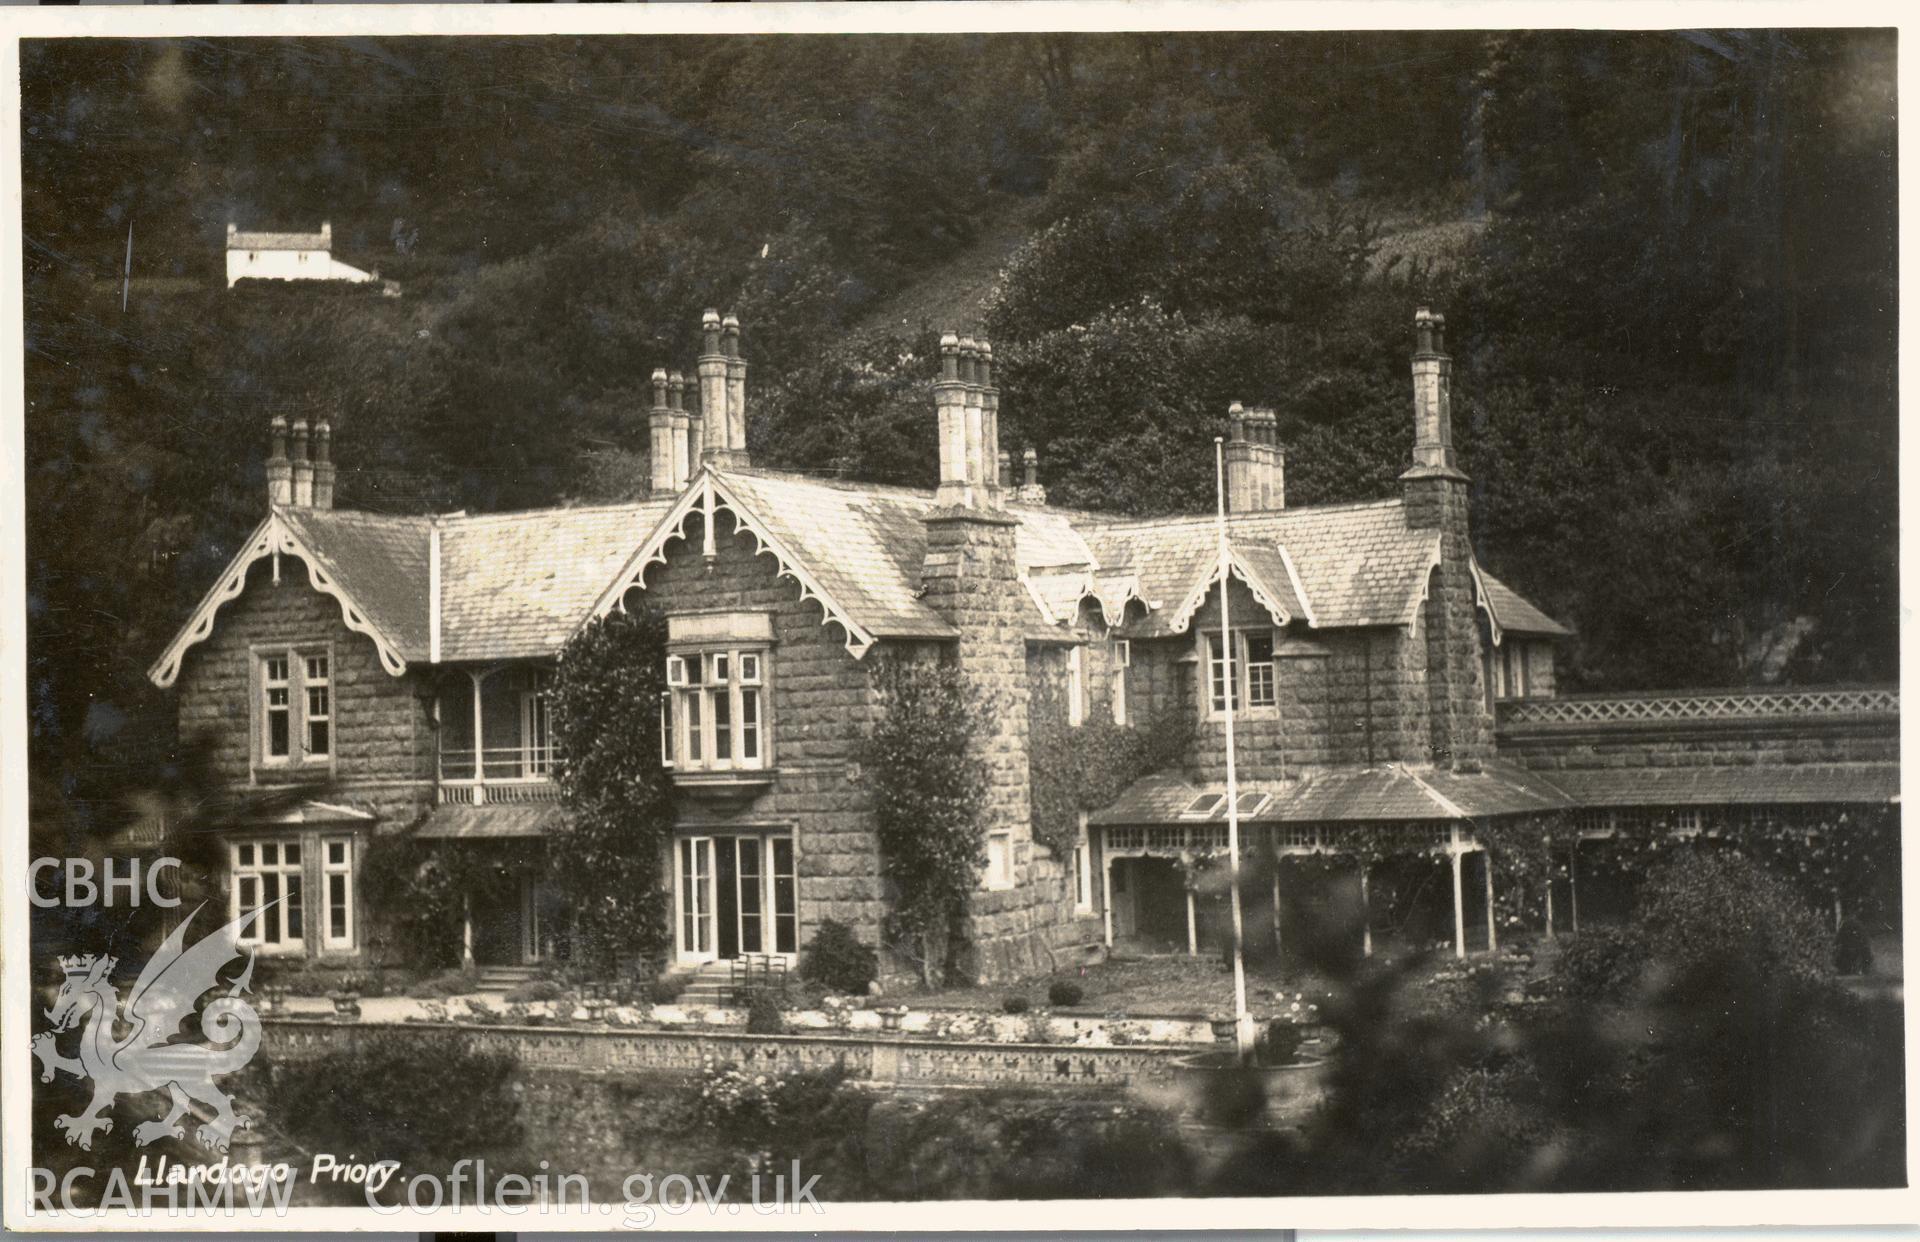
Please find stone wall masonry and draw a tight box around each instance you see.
[919,510,1074,980]
[638,509,888,950]
[1499,718,1899,771]
[1409,480,1495,764]
[259,1017,1189,1091]
[175,556,436,825]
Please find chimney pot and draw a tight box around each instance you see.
[651,368,670,409]
[1023,447,1038,486]
[289,418,314,507]
[311,420,335,510]
[266,416,292,507]
[998,449,1013,488]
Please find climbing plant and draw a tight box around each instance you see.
[863,655,987,986]
[549,606,677,974]
[1027,654,1195,860]
[358,834,521,968]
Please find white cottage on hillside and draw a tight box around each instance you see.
[226,221,376,288]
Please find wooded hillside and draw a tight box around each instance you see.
[22,33,1897,824]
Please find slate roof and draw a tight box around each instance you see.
[280,508,433,659]
[1480,570,1573,637]
[1082,501,1445,637]
[416,803,566,839]
[229,230,330,251]
[1090,760,1570,826]
[438,502,671,662]
[1547,764,1899,807]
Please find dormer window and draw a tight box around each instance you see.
[1205,630,1280,717]
[664,647,769,772]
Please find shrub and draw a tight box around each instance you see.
[504,978,565,1004]
[1637,850,1836,989]
[1253,1019,1303,1067]
[273,1030,522,1168]
[744,988,787,1035]
[650,972,691,1004]
[1553,925,1649,1003]
[1001,995,1031,1014]
[1047,980,1085,1007]
[800,919,878,995]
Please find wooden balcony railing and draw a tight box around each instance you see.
[437,746,562,805]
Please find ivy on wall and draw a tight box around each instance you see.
[548,607,677,973]
[358,835,524,969]
[1026,651,1196,861]
[862,656,986,987]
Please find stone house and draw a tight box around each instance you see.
[225,221,378,288]
[146,308,1900,981]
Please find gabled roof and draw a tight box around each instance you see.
[1084,500,1445,637]
[229,230,329,252]
[149,510,425,688]
[437,502,670,662]
[1476,567,1573,638]
[280,508,432,656]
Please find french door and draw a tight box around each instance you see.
[675,834,797,964]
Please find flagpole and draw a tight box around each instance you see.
[1215,437,1254,1060]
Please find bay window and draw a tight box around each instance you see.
[232,840,304,951]
[665,648,769,771]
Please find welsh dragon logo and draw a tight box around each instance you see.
[32,902,270,1153]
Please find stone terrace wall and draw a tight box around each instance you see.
[259,1019,1189,1091]
[1496,687,1900,771]
[175,556,435,825]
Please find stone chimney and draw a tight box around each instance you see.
[672,371,696,483]
[320,221,332,246]
[227,222,238,242]
[723,313,749,469]
[1225,403,1257,513]
[697,310,729,467]
[266,416,292,506]
[311,420,336,510]
[1016,447,1047,506]
[980,341,1002,503]
[1398,306,1489,764]
[649,368,676,495]
[998,449,1013,489]
[920,334,1035,976]
[1252,407,1285,509]
[289,418,313,507]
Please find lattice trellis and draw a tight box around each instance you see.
[1501,687,1898,727]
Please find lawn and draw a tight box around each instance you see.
[904,954,1338,1018]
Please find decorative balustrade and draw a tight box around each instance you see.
[437,745,562,804]
[1498,686,1898,730]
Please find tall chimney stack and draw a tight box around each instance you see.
[649,368,676,495]
[671,371,696,483]
[722,313,749,469]
[1017,447,1047,506]
[980,340,1002,500]
[266,416,292,507]
[1410,306,1455,473]
[1225,402,1256,513]
[311,420,336,510]
[289,418,313,507]
[934,333,972,507]
[698,310,729,466]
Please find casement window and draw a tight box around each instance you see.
[1206,630,1280,716]
[232,840,304,951]
[1492,641,1532,701]
[1073,812,1093,913]
[664,648,768,772]
[259,648,332,766]
[1067,646,1086,727]
[1109,639,1130,725]
[985,831,1014,890]
[322,837,355,950]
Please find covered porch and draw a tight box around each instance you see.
[415,802,564,970]
[1089,762,1565,962]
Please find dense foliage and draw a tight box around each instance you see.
[272,1031,523,1172]
[862,658,986,986]
[799,919,879,995]
[357,835,526,969]
[23,33,1896,832]
[550,608,677,972]
[1027,658,1195,858]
